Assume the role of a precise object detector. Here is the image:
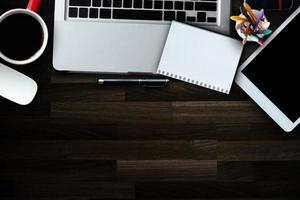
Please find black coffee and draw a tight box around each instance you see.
[0,13,43,60]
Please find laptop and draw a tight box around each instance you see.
[53,0,231,73]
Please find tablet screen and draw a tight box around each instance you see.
[242,13,299,122]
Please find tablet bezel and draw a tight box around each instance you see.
[235,7,300,132]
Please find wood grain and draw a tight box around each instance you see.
[0,0,300,199]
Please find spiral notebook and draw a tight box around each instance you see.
[157,22,244,94]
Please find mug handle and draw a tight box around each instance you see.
[27,0,41,12]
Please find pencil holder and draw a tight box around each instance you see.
[230,1,273,46]
[235,9,270,45]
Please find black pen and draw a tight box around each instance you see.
[98,79,170,87]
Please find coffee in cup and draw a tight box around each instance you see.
[0,0,48,65]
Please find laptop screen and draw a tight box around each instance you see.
[242,12,299,122]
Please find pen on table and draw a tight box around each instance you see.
[98,79,170,87]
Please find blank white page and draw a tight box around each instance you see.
[157,21,243,94]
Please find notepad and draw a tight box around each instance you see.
[157,21,244,94]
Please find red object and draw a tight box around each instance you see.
[278,0,283,10]
[27,0,41,12]
[258,39,264,46]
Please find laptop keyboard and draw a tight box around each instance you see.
[67,0,219,24]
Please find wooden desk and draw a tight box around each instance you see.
[0,0,299,199]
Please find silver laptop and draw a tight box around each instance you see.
[53,0,231,73]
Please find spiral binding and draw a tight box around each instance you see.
[157,69,229,94]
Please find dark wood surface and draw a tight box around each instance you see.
[1,0,300,199]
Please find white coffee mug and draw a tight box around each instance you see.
[0,0,48,65]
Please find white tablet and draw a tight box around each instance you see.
[235,7,300,132]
